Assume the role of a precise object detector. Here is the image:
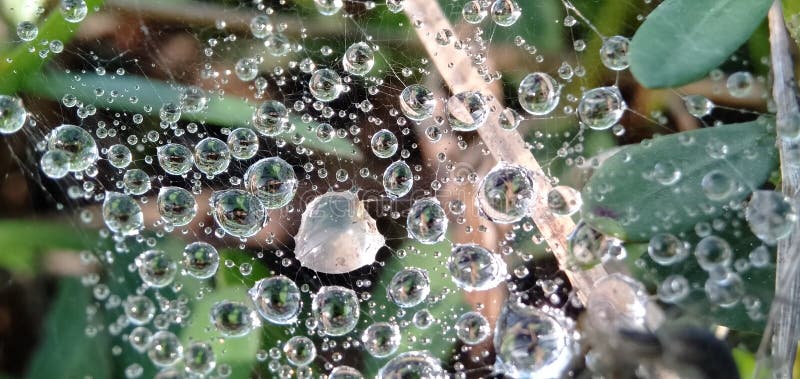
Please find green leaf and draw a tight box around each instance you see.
[581,118,777,242]
[0,220,95,274]
[0,0,105,94]
[630,0,772,88]
[25,278,112,379]
[20,72,363,160]
[360,240,468,376]
[625,212,774,332]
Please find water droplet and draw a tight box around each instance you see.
[448,243,507,291]
[476,163,535,223]
[684,95,713,118]
[446,91,489,131]
[498,107,522,130]
[250,275,302,324]
[330,365,364,379]
[578,87,626,130]
[123,169,151,195]
[343,42,375,76]
[695,235,732,271]
[491,0,521,26]
[387,267,430,308]
[399,84,436,122]
[284,336,317,366]
[227,128,259,160]
[726,71,754,98]
[103,192,143,235]
[136,249,177,288]
[314,0,344,15]
[60,0,88,23]
[210,301,255,337]
[657,275,690,303]
[361,322,401,357]
[547,185,581,216]
[371,129,399,158]
[16,22,38,41]
[406,197,448,244]
[309,69,343,102]
[746,190,798,244]
[518,72,560,116]
[40,150,70,179]
[462,1,488,24]
[0,95,27,134]
[48,124,99,172]
[705,272,744,308]
[157,143,194,176]
[211,189,266,238]
[182,242,219,279]
[599,36,630,71]
[124,295,155,325]
[253,100,289,137]
[157,186,197,226]
[184,342,216,375]
[647,233,689,265]
[377,351,446,379]
[147,331,183,367]
[312,286,360,336]
[244,157,297,209]
[455,311,490,345]
[383,161,414,198]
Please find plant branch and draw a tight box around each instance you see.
[401,1,663,329]
[766,0,800,377]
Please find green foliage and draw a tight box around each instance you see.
[0,220,95,275]
[630,0,772,88]
[21,72,363,160]
[25,278,112,379]
[581,118,777,242]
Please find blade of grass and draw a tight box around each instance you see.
[20,72,363,160]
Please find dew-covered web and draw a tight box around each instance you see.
[0,0,782,378]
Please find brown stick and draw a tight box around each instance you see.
[401,1,607,305]
[767,1,800,377]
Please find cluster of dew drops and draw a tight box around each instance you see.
[1,0,800,378]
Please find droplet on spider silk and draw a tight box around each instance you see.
[107,144,132,169]
[361,322,401,358]
[136,249,177,288]
[157,186,197,227]
[295,191,384,274]
[387,267,430,308]
[180,86,208,113]
[371,129,399,158]
[491,0,521,26]
[194,137,230,176]
[547,185,582,216]
[48,124,99,172]
[498,107,521,130]
[658,274,690,303]
[309,68,343,102]
[705,272,744,308]
[0,95,27,134]
[726,71,754,98]
[383,160,414,198]
[377,351,446,379]
[123,295,155,326]
[476,163,535,223]
[684,95,713,118]
[578,86,626,130]
[399,84,436,121]
[244,157,298,209]
[406,197,448,244]
[123,169,151,195]
[494,301,576,378]
[385,0,405,13]
[455,311,490,345]
[182,242,219,279]
[147,331,183,367]
[16,21,38,41]
[249,15,272,38]
[210,300,255,337]
[103,192,143,236]
[343,42,375,76]
[227,128,259,160]
[518,72,560,116]
[462,0,488,24]
[40,150,69,179]
[330,365,365,379]
[211,189,266,238]
[235,57,259,81]
[599,35,630,71]
[250,275,302,325]
[157,143,194,176]
[746,190,798,244]
[446,91,489,131]
[184,342,216,375]
[314,0,344,15]
[586,274,649,331]
[647,233,689,266]
[448,243,507,291]
[284,336,317,367]
[695,235,732,271]
[701,169,735,201]
[252,100,289,137]
[312,285,360,336]
[60,0,88,23]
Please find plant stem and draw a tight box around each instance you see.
[400,0,655,321]
[767,1,800,377]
